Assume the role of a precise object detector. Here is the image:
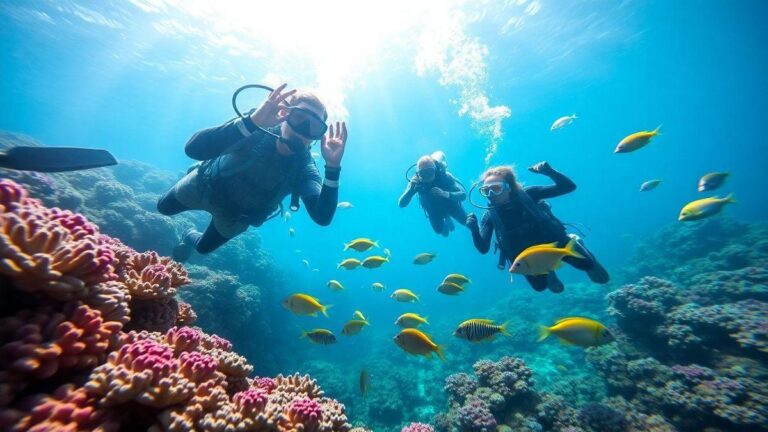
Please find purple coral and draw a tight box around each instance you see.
[456,398,496,432]
[472,357,534,402]
[444,373,477,405]
[578,403,628,432]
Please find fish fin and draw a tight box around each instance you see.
[374,241,380,248]
[571,113,577,119]
[537,325,551,342]
[723,193,736,203]
[653,124,663,135]
[424,316,429,325]
[500,322,511,337]
[558,338,577,346]
[343,243,349,251]
[435,345,446,362]
[300,331,307,339]
[322,305,333,318]
[564,238,585,259]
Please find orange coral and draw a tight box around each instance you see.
[176,301,197,326]
[8,384,119,432]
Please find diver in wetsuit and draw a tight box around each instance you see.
[157,84,347,260]
[399,152,468,237]
[466,161,609,293]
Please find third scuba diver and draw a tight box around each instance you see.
[466,161,609,293]
[399,152,468,237]
[157,84,347,260]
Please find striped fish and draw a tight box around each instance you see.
[453,319,510,342]
[301,329,337,345]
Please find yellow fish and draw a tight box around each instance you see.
[390,289,419,303]
[509,238,583,276]
[394,328,445,361]
[327,280,344,291]
[352,310,366,321]
[413,253,436,265]
[538,317,613,347]
[282,294,332,317]
[342,319,369,336]
[679,194,735,221]
[301,329,337,345]
[337,258,362,270]
[454,319,510,342]
[371,282,386,292]
[395,313,429,328]
[615,125,661,153]
[344,238,379,252]
[443,273,471,285]
[698,172,729,192]
[362,256,389,269]
[437,281,465,295]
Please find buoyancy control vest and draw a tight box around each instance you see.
[489,187,567,261]
[196,129,306,226]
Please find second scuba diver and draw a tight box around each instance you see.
[399,152,468,237]
[157,84,347,261]
[466,161,609,293]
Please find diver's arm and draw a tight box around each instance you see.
[468,212,493,254]
[526,163,576,201]
[445,174,467,202]
[302,166,340,226]
[398,181,419,208]
[184,115,265,161]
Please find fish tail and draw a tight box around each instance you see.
[571,113,577,119]
[415,295,420,303]
[300,331,308,339]
[500,322,511,337]
[343,243,350,251]
[537,325,551,342]
[322,305,333,318]
[723,193,736,203]
[374,241,380,248]
[564,238,585,259]
[435,345,446,362]
[653,124,663,135]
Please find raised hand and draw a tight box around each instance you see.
[528,161,554,175]
[250,83,297,127]
[321,121,347,168]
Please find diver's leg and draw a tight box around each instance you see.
[157,187,189,216]
[547,272,565,293]
[427,211,447,236]
[562,235,610,284]
[525,275,548,292]
[194,221,233,254]
[448,204,468,227]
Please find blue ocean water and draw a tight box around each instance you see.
[1,1,767,430]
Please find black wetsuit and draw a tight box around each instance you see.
[158,115,339,253]
[399,170,467,236]
[468,168,608,291]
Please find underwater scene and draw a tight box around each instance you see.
[1,1,767,431]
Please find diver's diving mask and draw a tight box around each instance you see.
[417,166,437,180]
[285,107,328,140]
[479,181,510,197]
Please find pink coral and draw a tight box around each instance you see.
[8,384,118,432]
[253,376,277,393]
[286,397,322,431]
[233,387,269,416]
[401,422,435,432]
[164,326,201,354]
[0,180,115,300]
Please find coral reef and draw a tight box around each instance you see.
[0,179,357,431]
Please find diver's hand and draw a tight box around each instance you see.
[466,213,478,228]
[528,161,554,175]
[321,121,347,168]
[250,83,296,127]
[431,187,450,199]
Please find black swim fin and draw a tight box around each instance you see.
[0,146,117,172]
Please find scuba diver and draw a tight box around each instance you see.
[399,152,468,237]
[466,161,609,293]
[157,84,347,261]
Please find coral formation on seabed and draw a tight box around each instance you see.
[0,179,357,431]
